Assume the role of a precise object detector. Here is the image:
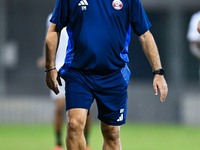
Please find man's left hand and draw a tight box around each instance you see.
[153,75,168,102]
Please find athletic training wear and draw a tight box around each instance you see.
[60,65,130,125]
[51,0,151,125]
[187,11,200,42]
[51,0,151,75]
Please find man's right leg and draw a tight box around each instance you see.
[60,67,94,149]
[66,108,88,150]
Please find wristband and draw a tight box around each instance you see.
[152,69,164,75]
[45,67,56,72]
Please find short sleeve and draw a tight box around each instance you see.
[130,0,152,36]
[50,0,69,30]
[187,12,200,42]
[46,13,52,33]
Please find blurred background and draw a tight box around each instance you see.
[0,0,200,149]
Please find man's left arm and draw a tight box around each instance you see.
[139,30,168,102]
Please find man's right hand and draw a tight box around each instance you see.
[46,69,62,94]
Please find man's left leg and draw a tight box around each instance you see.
[93,66,130,150]
[101,122,122,150]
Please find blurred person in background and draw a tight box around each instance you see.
[45,0,168,149]
[37,13,92,150]
[187,11,200,84]
[198,20,200,33]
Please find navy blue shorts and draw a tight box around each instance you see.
[59,65,131,126]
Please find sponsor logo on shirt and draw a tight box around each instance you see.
[112,0,123,10]
[78,0,89,11]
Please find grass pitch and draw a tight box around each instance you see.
[0,122,200,150]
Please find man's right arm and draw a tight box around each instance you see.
[45,23,61,94]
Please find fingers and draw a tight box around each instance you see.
[160,88,166,102]
[51,78,59,94]
[159,79,168,102]
[57,75,62,86]
[160,84,168,102]
[153,75,168,102]
[46,77,59,94]
[46,69,61,95]
[153,83,158,96]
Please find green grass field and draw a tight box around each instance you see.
[0,122,200,150]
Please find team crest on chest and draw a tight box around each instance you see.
[112,0,123,10]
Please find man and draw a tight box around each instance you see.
[45,0,168,149]
[198,20,200,33]
[187,11,200,83]
[38,13,91,150]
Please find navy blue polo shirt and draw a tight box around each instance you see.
[51,0,151,75]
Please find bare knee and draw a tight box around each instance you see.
[68,117,85,131]
[67,118,84,141]
[66,109,88,140]
[101,123,120,141]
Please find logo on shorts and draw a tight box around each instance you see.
[112,0,123,10]
[117,108,124,122]
[78,0,89,11]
